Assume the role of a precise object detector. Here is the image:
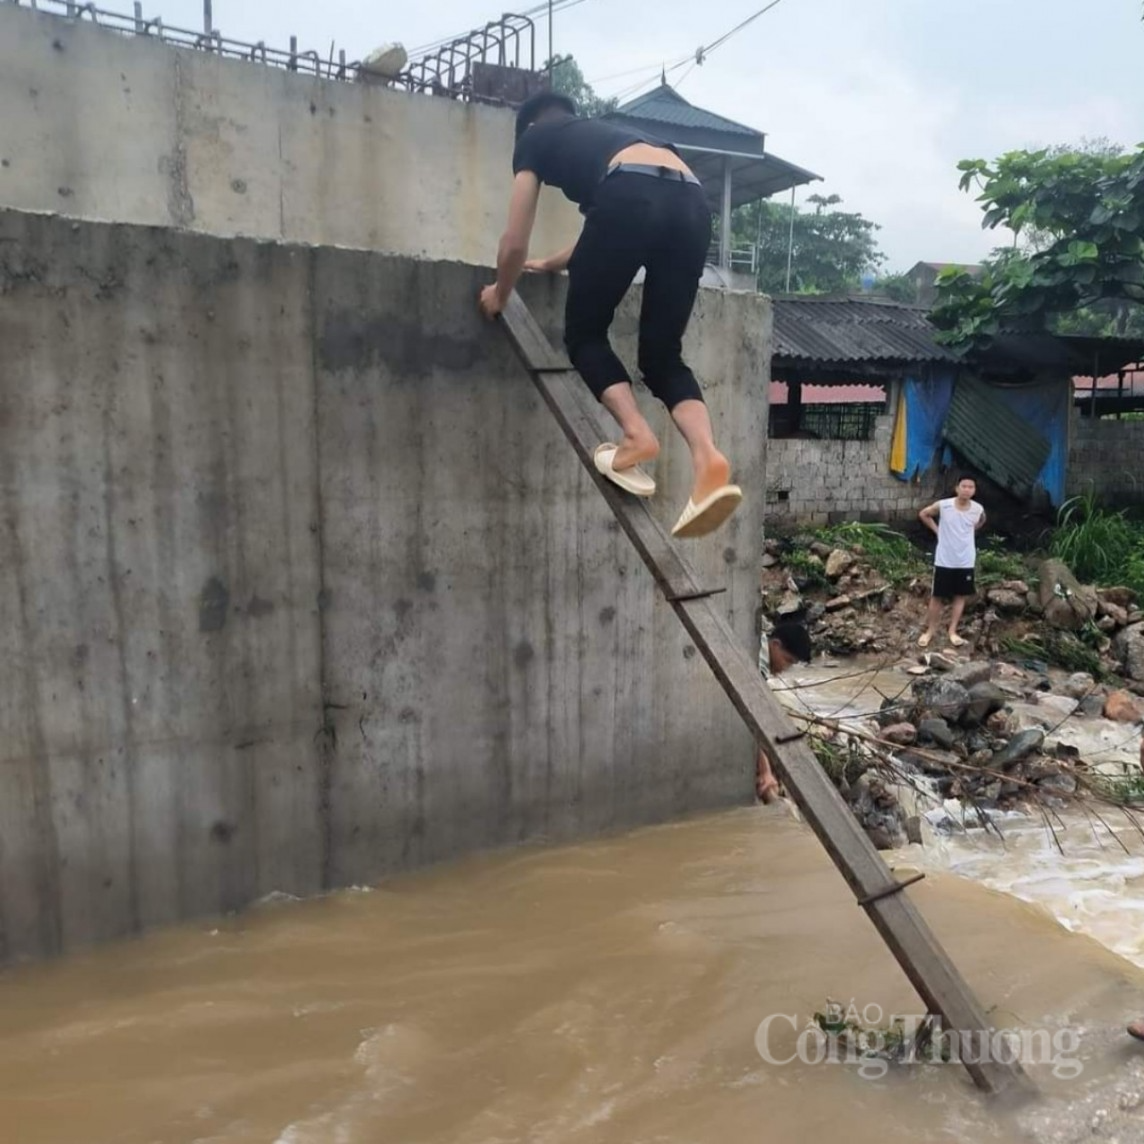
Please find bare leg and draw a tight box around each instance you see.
[670,398,731,503]
[920,597,943,645]
[600,382,660,470]
[948,595,968,640]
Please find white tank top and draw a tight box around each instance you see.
[934,498,984,569]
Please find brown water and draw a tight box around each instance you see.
[3,807,1144,1144]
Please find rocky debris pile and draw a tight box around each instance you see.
[809,653,1144,852]
[760,536,900,656]
[761,532,1144,687]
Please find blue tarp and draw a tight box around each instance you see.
[892,368,956,482]
[891,371,1067,506]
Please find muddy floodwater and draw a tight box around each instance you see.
[3,662,1144,1143]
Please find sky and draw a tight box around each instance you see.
[140,0,1143,271]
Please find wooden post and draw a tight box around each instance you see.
[497,291,1033,1098]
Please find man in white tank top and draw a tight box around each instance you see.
[917,475,986,649]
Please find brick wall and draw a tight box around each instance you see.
[1068,410,1144,506]
[766,412,937,525]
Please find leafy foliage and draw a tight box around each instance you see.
[931,146,1144,348]
[816,521,927,583]
[546,55,617,118]
[976,540,1028,588]
[730,194,886,295]
[1049,493,1144,595]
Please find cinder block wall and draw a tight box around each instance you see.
[765,414,930,525]
[1068,410,1144,506]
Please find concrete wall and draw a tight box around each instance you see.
[0,208,769,962]
[1068,409,1144,506]
[765,413,931,525]
[0,4,579,261]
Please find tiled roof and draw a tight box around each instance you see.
[772,297,960,365]
[613,84,759,139]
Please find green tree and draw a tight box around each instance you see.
[872,273,917,303]
[731,193,886,295]
[932,145,1144,347]
[546,55,617,118]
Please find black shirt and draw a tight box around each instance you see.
[512,115,677,211]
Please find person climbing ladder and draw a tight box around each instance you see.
[478,91,742,540]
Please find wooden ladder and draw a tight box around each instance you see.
[499,292,1031,1097]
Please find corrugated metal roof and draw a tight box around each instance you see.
[943,376,1050,500]
[614,84,759,138]
[772,297,960,366]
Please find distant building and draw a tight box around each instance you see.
[905,261,983,307]
[602,84,820,278]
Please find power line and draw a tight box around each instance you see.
[600,0,793,104]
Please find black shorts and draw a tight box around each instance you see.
[932,565,975,601]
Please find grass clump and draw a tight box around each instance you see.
[784,549,830,590]
[1088,772,1144,806]
[1050,492,1144,595]
[1002,628,1107,680]
[816,521,927,584]
[977,540,1028,588]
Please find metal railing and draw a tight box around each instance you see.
[706,239,757,275]
[2,0,539,101]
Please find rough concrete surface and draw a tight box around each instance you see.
[0,208,770,960]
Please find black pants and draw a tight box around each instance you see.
[564,171,711,411]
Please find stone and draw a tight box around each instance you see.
[962,681,1008,727]
[1039,693,1080,721]
[824,595,852,612]
[876,698,903,727]
[986,588,1027,613]
[991,728,1046,769]
[809,541,833,560]
[1099,600,1130,627]
[983,780,1002,801]
[1098,586,1137,609]
[1113,623,1144,683]
[776,590,802,617]
[1098,615,1119,634]
[969,748,994,768]
[928,653,957,673]
[1063,672,1096,700]
[947,661,993,689]
[825,549,853,579]
[882,722,918,746]
[905,815,923,845]
[917,717,956,750]
[1104,689,1144,724]
[760,553,778,569]
[986,710,1012,736]
[880,589,897,613]
[1037,558,1098,631]
[866,826,898,850]
[998,579,1030,595]
[1078,694,1107,717]
[1038,772,1079,797]
[913,677,971,723]
[764,538,784,558]
[903,747,960,776]
[805,602,825,623]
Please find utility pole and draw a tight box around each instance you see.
[204,0,212,36]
